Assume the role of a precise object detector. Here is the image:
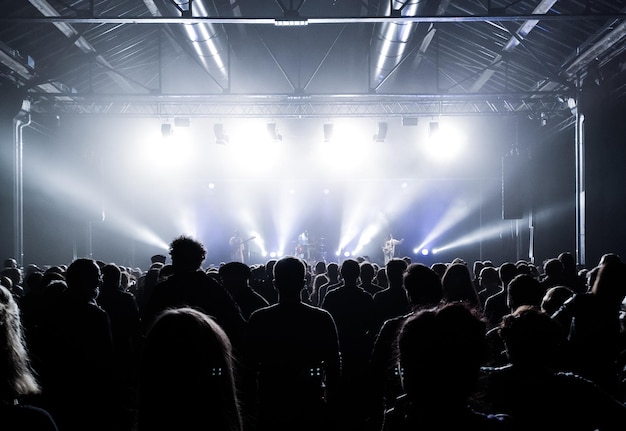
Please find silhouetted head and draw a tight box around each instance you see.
[273,256,307,301]
[507,273,544,312]
[499,305,564,368]
[386,258,408,287]
[340,258,360,283]
[150,254,167,265]
[558,251,577,274]
[479,266,500,288]
[599,253,621,267]
[403,263,442,309]
[543,258,564,279]
[591,258,626,305]
[498,262,519,288]
[65,258,101,303]
[359,261,375,282]
[441,262,480,307]
[541,285,574,316]
[430,262,447,279]
[326,262,340,281]
[398,302,486,406]
[101,263,122,292]
[219,262,251,285]
[314,261,327,275]
[140,307,241,431]
[169,236,206,272]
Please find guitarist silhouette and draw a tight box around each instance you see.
[229,231,256,263]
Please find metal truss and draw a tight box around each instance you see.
[30,92,571,118]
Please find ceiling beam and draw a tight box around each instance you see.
[2,13,624,25]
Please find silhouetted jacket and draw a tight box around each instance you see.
[145,270,246,351]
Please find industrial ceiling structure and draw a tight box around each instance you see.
[1,0,625,127]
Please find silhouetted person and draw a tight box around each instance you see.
[541,285,575,316]
[144,235,246,353]
[373,258,409,332]
[383,302,513,430]
[359,261,383,297]
[39,258,117,431]
[250,260,279,305]
[477,305,626,430]
[97,263,142,427]
[0,285,58,431]
[552,258,626,399]
[316,261,341,306]
[219,261,269,321]
[483,261,518,329]
[367,263,443,431]
[558,251,587,294]
[322,258,377,431]
[138,307,242,431]
[484,273,545,367]
[477,266,501,309]
[540,257,566,292]
[243,256,341,431]
[441,261,481,309]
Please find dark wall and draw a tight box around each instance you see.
[582,78,626,268]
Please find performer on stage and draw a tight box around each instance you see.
[382,234,404,265]
[229,230,245,263]
[297,230,311,261]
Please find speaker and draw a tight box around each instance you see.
[502,152,525,219]
[0,81,25,119]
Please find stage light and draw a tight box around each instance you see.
[266,122,282,141]
[161,123,172,138]
[421,248,430,256]
[373,121,388,142]
[402,116,418,126]
[429,121,440,138]
[214,123,229,145]
[323,123,333,142]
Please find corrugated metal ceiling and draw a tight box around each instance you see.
[1,0,625,119]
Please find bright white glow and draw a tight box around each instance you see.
[226,121,284,177]
[421,248,429,256]
[314,121,373,175]
[270,252,277,258]
[416,196,480,252]
[432,219,518,254]
[138,125,194,170]
[344,251,351,257]
[423,123,466,162]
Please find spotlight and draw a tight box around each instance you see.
[161,123,172,138]
[429,121,439,138]
[373,121,388,142]
[266,122,282,141]
[323,123,333,142]
[421,248,429,256]
[402,117,418,126]
[214,123,229,145]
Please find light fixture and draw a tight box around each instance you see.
[323,123,333,142]
[267,122,282,141]
[161,123,172,138]
[429,121,439,138]
[373,121,388,142]
[402,117,418,126]
[275,10,308,26]
[214,123,229,145]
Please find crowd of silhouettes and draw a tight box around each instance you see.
[1,240,626,431]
